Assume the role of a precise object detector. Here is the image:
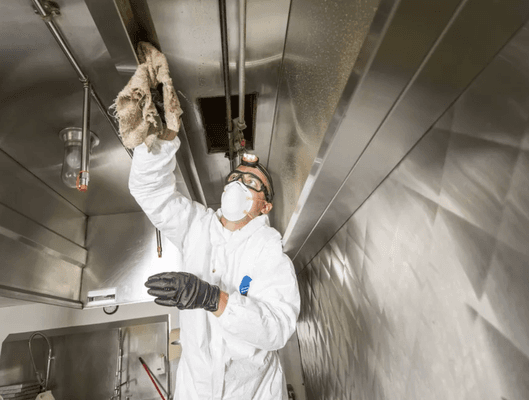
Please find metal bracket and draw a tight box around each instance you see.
[34,0,61,16]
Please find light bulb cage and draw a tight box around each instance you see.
[59,127,99,148]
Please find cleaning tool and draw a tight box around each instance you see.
[112,42,183,151]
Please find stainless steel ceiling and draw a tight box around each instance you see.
[0,0,383,227]
[0,0,138,216]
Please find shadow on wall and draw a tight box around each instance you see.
[296,25,529,400]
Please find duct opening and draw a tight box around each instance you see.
[198,93,258,154]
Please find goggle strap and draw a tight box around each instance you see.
[226,169,273,203]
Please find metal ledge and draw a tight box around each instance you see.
[0,203,87,268]
[0,285,83,309]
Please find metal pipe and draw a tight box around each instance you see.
[219,0,233,133]
[238,0,247,130]
[32,0,86,81]
[156,228,162,258]
[117,328,123,400]
[29,332,53,392]
[111,328,124,400]
[218,0,237,170]
[78,80,91,191]
[32,0,132,159]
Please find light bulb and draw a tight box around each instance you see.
[65,148,81,167]
[61,145,82,188]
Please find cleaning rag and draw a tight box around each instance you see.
[111,41,183,150]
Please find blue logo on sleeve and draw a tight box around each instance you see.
[239,276,252,296]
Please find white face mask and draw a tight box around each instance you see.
[221,181,254,222]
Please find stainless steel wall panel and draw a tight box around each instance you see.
[0,235,82,303]
[269,0,382,234]
[0,150,87,246]
[147,0,291,209]
[84,0,139,79]
[296,20,529,400]
[280,0,462,254]
[0,203,87,268]
[498,150,529,258]
[0,287,82,309]
[81,212,182,306]
[289,0,529,268]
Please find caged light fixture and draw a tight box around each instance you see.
[58,127,99,189]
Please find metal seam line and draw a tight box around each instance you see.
[265,0,294,169]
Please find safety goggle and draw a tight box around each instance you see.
[225,170,272,203]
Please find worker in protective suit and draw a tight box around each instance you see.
[129,130,300,400]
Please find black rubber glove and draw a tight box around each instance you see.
[145,272,220,312]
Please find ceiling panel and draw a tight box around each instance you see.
[0,0,140,216]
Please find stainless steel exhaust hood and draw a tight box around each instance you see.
[4,0,518,310]
[0,0,380,308]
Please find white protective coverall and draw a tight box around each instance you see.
[129,137,301,400]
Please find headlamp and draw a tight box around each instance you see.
[241,153,259,166]
[238,153,274,203]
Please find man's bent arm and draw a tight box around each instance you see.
[212,290,229,317]
[217,244,300,352]
[129,137,208,248]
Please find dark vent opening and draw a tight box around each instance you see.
[198,93,258,154]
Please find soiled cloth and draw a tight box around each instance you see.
[129,137,300,400]
[112,41,183,150]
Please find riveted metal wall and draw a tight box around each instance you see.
[296,22,529,399]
